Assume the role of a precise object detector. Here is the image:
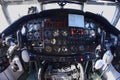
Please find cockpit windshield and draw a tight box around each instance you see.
[0,5,8,32]
[84,4,116,23]
[0,0,119,33]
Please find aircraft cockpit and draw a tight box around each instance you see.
[0,0,120,80]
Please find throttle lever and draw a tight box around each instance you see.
[101,31,106,49]
[17,30,22,48]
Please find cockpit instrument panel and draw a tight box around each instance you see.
[23,13,102,55]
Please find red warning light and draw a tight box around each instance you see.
[80,56,84,62]
[79,29,84,35]
[71,28,75,35]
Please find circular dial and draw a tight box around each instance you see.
[90,22,95,28]
[28,32,33,40]
[45,46,52,53]
[34,32,40,39]
[85,23,89,28]
[90,30,95,37]
[32,24,40,30]
[62,30,68,36]
[51,38,57,45]
[44,30,52,37]
[27,24,34,32]
[53,29,59,37]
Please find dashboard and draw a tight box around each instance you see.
[2,9,120,61]
[22,11,103,56]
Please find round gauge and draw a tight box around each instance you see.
[34,32,40,39]
[53,29,59,37]
[28,24,34,32]
[85,23,89,28]
[44,30,52,37]
[90,30,95,37]
[45,46,52,53]
[62,30,68,36]
[90,22,95,28]
[28,32,33,40]
[51,38,56,45]
[33,24,40,30]
[84,30,89,35]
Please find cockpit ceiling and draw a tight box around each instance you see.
[0,0,38,5]
[37,0,117,3]
[1,0,118,3]
[0,0,119,5]
[1,0,117,3]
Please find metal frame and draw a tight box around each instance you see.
[111,3,120,26]
[0,0,12,24]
